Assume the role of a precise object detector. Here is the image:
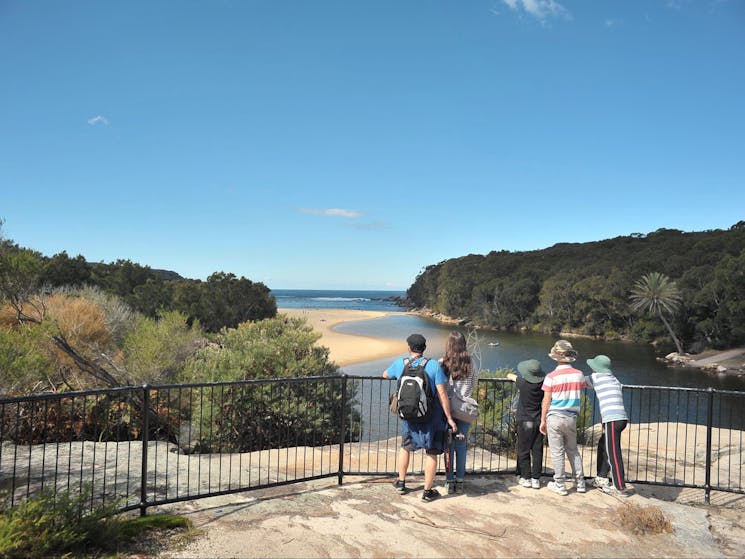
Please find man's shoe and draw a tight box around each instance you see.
[592,477,611,488]
[576,483,587,493]
[422,488,441,502]
[518,477,532,488]
[455,481,464,493]
[445,481,457,494]
[531,478,541,489]
[392,479,407,494]
[547,481,568,496]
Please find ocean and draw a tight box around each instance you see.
[271,289,407,312]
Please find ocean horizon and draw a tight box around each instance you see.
[271,289,407,312]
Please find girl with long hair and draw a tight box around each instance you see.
[440,330,478,493]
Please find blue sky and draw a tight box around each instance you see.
[1,1,743,290]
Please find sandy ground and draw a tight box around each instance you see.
[279,308,407,367]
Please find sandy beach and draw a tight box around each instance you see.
[278,308,407,367]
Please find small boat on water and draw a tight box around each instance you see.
[487,342,500,347]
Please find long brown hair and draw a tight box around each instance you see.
[441,331,472,381]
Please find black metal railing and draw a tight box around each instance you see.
[1,376,742,515]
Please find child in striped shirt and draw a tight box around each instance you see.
[586,355,632,497]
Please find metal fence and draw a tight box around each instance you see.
[1,376,743,515]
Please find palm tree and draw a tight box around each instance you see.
[629,272,684,354]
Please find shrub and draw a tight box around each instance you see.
[181,315,360,452]
[615,503,672,535]
[0,485,191,558]
[0,485,122,557]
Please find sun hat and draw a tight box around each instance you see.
[517,359,546,383]
[587,355,613,374]
[548,339,578,362]
[406,333,426,353]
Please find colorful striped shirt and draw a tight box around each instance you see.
[542,365,586,417]
[588,372,628,423]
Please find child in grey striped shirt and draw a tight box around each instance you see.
[586,355,632,497]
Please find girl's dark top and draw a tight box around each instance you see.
[515,376,544,422]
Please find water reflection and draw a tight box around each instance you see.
[337,314,745,391]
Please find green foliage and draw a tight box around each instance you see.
[0,247,45,322]
[407,224,745,352]
[39,251,93,288]
[171,272,276,333]
[124,310,203,384]
[1,223,275,336]
[0,325,54,395]
[0,486,190,558]
[181,315,360,453]
[630,272,684,353]
[196,378,359,453]
[0,485,122,558]
[183,315,337,382]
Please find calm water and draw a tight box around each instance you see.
[339,313,745,392]
[272,290,745,391]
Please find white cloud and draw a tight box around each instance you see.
[501,0,569,21]
[300,208,362,218]
[605,17,622,27]
[87,115,109,126]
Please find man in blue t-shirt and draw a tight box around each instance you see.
[384,333,457,502]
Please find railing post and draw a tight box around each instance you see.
[140,384,150,517]
[338,375,347,486]
[704,387,714,505]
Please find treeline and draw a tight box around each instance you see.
[0,240,276,333]
[407,222,745,353]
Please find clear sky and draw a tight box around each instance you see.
[1,1,743,290]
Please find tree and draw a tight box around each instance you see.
[40,251,92,287]
[629,272,684,354]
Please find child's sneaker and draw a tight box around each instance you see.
[531,478,541,489]
[602,485,633,498]
[547,481,568,496]
[392,479,407,494]
[422,488,441,502]
[592,477,611,488]
[518,477,532,488]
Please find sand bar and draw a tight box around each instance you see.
[279,308,407,367]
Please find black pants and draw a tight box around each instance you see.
[517,420,544,479]
[597,419,627,490]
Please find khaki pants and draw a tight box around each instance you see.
[546,414,584,488]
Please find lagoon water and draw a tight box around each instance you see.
[273,289,745,392]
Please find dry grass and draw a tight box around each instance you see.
[616,502,673,535]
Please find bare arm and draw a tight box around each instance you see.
[506,372,517,382]
[539,391,551,435]
[436,384,458,432]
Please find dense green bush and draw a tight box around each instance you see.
[182,315,361,452]
[0,485,190,558]
[0,485,121,558]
